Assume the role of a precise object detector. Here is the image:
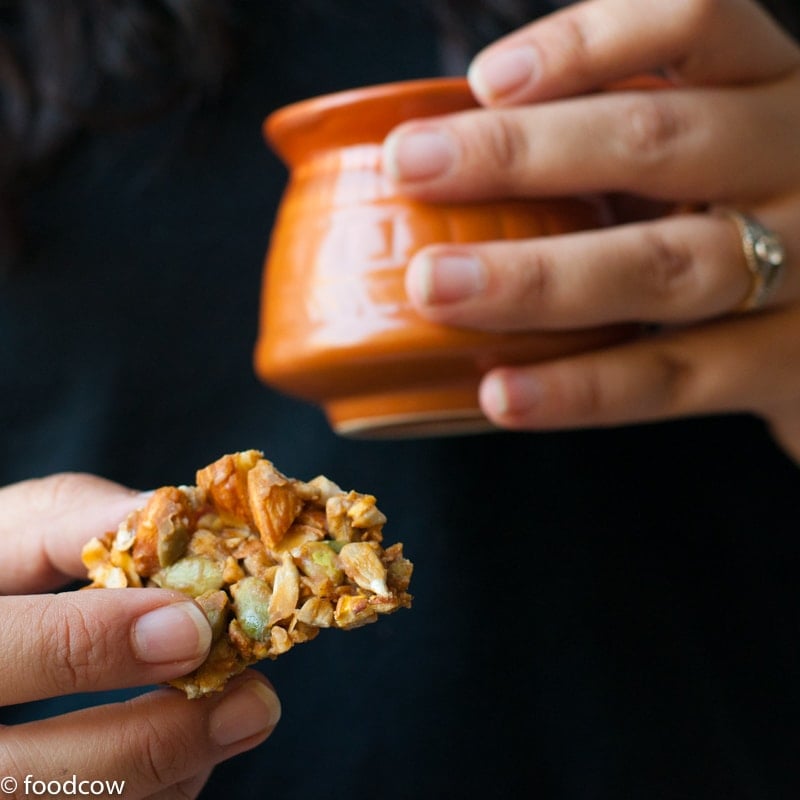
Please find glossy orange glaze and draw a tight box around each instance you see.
[254,78,633,437]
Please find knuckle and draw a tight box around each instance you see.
[40,598,110,694]
[638,226,695,304]
[669,0,725,74]
[557,348,694,423]
[571,367,606,419]
[543,13,596,84]
[516,248,554,310]
[129,715,195,787]
[469,113,529,180]
[652,348,694,413]
[617,94,684,169]
[552,365,606,421]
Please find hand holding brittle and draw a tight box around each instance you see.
[0,473,281,800]
[82,451,414,698]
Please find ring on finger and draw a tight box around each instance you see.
[720,209,786,311]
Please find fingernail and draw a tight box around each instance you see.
[210,681,282,747]
[407,251,487,306]
[481,371,543,416]
[131,602,212,664]
[469,46,539,101]
[384,126,456,182]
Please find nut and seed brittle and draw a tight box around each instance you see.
[82,450,413,698]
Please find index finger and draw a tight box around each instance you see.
[468,0,800,105]
[0,589,213,705]
[0,473,148,594]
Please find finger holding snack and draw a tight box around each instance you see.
[82,450,413,698]
[0,472,281,800]
[385,0,800,461]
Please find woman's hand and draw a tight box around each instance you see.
[0,473,281,800]
[384,0,800,461]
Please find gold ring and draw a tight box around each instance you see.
[723,210,785,311]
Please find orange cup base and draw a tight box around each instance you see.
[325,383,494,439]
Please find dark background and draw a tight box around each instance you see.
[2,2,799,798]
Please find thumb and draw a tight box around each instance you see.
[0,473,150,594]
[0,588,213,705]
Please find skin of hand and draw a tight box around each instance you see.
[0,473,281,800]
[383,0,800,463]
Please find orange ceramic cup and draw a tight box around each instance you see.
[254,77,632,438]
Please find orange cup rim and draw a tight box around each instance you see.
[265,75,472,128]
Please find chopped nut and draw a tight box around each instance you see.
[113,520,136,552]
[81,536,111,575]
[307,475,342,503]
[81,450,413,697]
[231,576,272,642]
[110,548,143,588]
[295,541,345,597]
[338,542,389,596]
[152,555,225,597]
[384,543,414,593]
[247,460,304,547]
[289,621,320,645]
[92,563,128,588]
[131,487,196,576]
[334,594,377,629]
[325,494,354,542]
[270,521,324,554]
[196,590,230,641]
[171,638,246,699]
[268,625,292,656]
[196,450,261,523]
[229,618,270,662]
[347,494,387,529]
[296,596,334,628]
[289,479,323,503]
[268,553,300,625]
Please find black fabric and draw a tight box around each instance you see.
[2,2,800,799]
